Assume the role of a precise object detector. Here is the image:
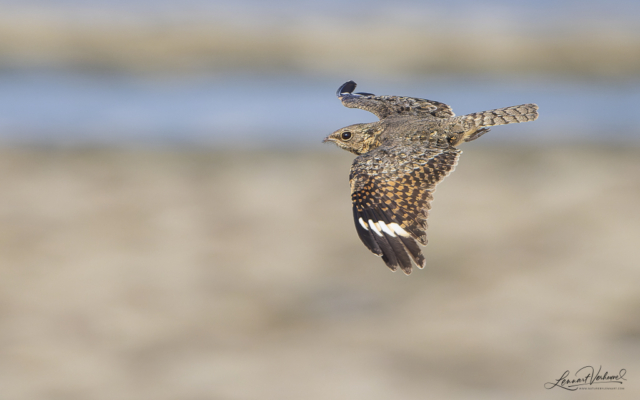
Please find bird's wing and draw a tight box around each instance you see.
[349,144,461,274]
[337,80,455,120]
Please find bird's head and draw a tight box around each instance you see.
[323,122,383,155]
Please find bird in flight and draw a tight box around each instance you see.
[324,81,538,274]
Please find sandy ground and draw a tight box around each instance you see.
[0,145,638,399]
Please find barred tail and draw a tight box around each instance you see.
[451,103,538,144]
[466,104,539,127]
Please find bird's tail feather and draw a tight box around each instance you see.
[451,104,538,144]
[466,104,539,127]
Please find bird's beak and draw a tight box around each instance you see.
[322,135,334,144]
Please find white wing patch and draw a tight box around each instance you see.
[363,219,411,239]
[388,223,410,237]
[367,219,384,237]
[378,221,396,237]
[358,217,369,231]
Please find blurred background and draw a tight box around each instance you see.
[0,0,639,399]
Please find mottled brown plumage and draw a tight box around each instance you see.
[324,81,539,274]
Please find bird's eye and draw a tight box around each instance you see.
[341,131,352,140]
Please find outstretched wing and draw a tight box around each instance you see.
[349,144,461,274]
[337,80,455,120]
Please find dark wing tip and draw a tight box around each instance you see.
[337,80,357,97]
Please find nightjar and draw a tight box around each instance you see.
[324,81,539,274]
